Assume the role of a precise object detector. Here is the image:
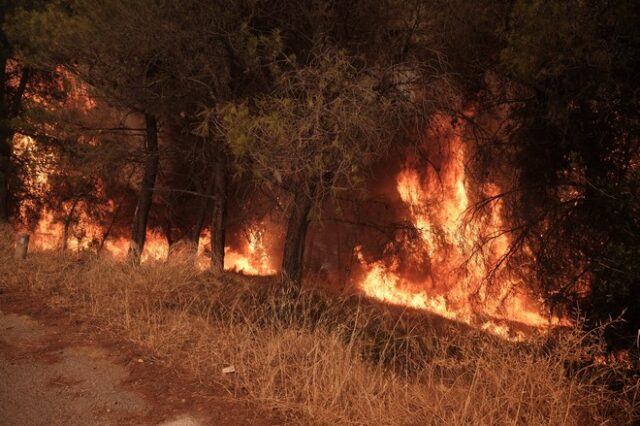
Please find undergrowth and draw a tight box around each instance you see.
[1,226,638,425]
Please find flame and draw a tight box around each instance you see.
[26,215,276,275]
[224,222,278,275]
[355,116,568,339]
[14,133,277,275]
[24,206,170,262]
[14,113,568,339]
[12,71,278,277]
[22,204,277,275]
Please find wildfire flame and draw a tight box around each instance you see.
[13,133,277,275]
[26,213,276,275]
[224,224,277,275]
[25,214,277,274]
[15,115,568,339]
[355,116,568,339]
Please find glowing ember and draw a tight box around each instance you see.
[355,116,568,338]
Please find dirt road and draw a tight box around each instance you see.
[0,310,204,425]
[0,298,280,426]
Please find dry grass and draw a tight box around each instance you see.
[1,226,638,425]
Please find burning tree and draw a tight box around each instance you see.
[0,1,34,223]
[214,47,413,287]
[496,0,640,347]
[9,1,173,262]
[7,0,253,268]
[1,1,77,228]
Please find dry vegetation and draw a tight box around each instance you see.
[1,226,638,425]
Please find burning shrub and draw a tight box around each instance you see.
[494,0,640,349]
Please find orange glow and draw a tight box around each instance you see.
[14,133,278,276]
[224,223,277,275]
[13,70,276,276]
[26,214,277,276]
[15,112,568,340]
[355,116,568,339]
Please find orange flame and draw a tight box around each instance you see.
[14,133,278,276]
[224,223,277,275]
[355,116,568,339]
[23,211,276,276]
[27,216,277,276]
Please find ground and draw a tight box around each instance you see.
[0,291,282,426]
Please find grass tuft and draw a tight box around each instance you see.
[1,225,638,425]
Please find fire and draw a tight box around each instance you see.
[224,222,278,275]
[26,215,276,276]
[25,206,170,262]
[14,116,566,339]
[105,232,169,263]
[355,116,568,338]
[14,133,278,275]
[25,214,277,275]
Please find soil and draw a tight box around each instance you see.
[0,290,283,426]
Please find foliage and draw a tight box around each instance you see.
[494,0,640,347]
[214,47,411,209]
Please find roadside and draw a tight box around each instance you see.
[0,290,282,426]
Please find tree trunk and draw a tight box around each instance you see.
[98,196,124,253]
[163,217,173,248]
[0,28,11,224]
[209,150,227,274]
[14,233,29,260]
[0,20,30,224]
[281,189,314,289]
[0,127,11,224]
[190,175,214,251]
[128,114,159,264]
[62,198,80,251]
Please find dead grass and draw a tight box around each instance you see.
[1,226,638,425]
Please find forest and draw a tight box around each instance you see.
[1,1,639,424]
